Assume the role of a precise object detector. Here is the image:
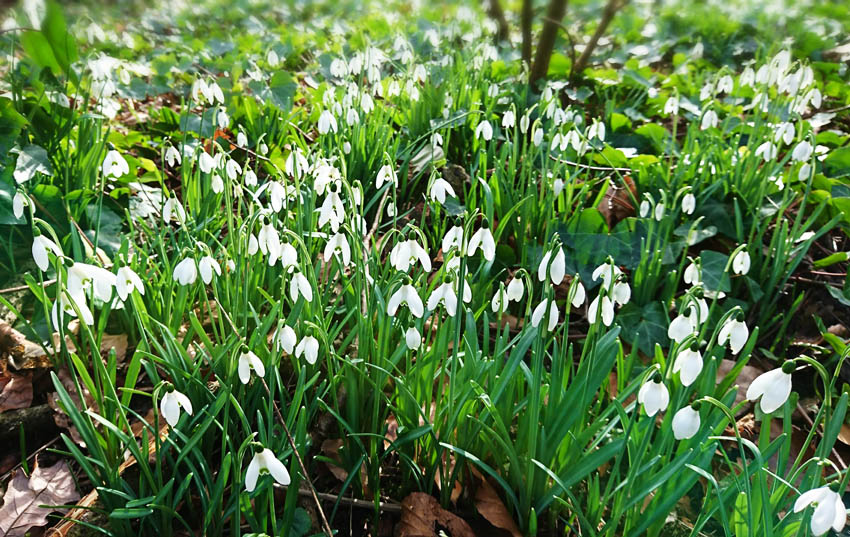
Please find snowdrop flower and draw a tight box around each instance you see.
[274,324,297,354]
[531,298,559,332]
[570,279,586,308]
[467,222,496,262]
[405,326,421,350]
[102,150,129,179]
[683,260,701,286]
[592,261,622,291]
[654,202,665,221]
[388,283,424,318]
[245,446,290,492]
[13,191,28,219]
[793,485,846,536]
[376,165,397,189]
[507,278,524,302]
[165,145,181,167]
[285,149,309,178]
[32,232,63,272]
[475,120,493,141]
[442,224,464,253]
[210,173,224,194]
[289,272,313,303]
[173,257,198,286]
[390,238,432,273]
[238,348,265,384]
[520,113,530,134]
[638,377,669,416]
[278,241,298,271]
[532,127,543,146]
[198,151,215,174]
[67,263,116,302]
[673,345,703,386]
[732,249,751,275]
[502,110,515,129]
[588,294,615,326]
[672,404,701,440]
[237,131,248,147]
[428,279,461,317]
[718,315,749,355]
[324,233,352,266]
[792,140,813,162]
[225,159,242,180]
[258,220,282,264]
[663,96,679,116]
[700,110,718,131]
[160,386,193,427]
[491,288,510,313]
[198,255,221,284]
[116,266,144,301]
[755,141,777,162]
[538,247,566,285]
[611,277,631,306]
[668,307,698,343]
[52,287,93,327]
[639,200,651,218]
[746,362,793,413]
[681,192,696,214]
[295,335,319,365]
[429,177,456,204]
[318,110,338,134]
[162,197,186,226]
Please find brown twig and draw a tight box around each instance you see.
[0,280,56,295]
[570,0,629,80]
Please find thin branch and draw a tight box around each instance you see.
[570,0,629,80]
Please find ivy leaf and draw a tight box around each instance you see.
[13,145,53,184]
[617,301,668,355]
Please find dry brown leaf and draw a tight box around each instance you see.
[0,322,49,370]
[0,373,33,413]
[385,414,399,450]
[838,424,850,446]
[396,492,476,537]
[321,439,350,482]
[716,359,763,413]
[0,459,81,537]
[598,175,637,229]
[469,466,522,537]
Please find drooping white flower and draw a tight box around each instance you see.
[683,260,700,286]
[442,225,464,253]
[570,280,586,308]
[67,262,116,302]
[244,168,257,187]
[467,225,496,261]
[387,284,424,318]
[274,324,297,354]
[162,198,186,226]
[13,191,28,219]
[173,257,198,286]
[52,287,94,327]
[160,388,193,427]
[198,256,221,284]
[537,247,566,285]
[793,486,846,536]
[102,150,129,179]
[404,326,421,350]
[638,378,669,417]
[588,294,614,326]
[681,193,696,215]
[245,447,291,492]
[318,109,338,134]
[668,307,698,343]
[376,165,398,189]
[732,249,751,275]
[755,141,777,162]
[673,346,703,386]
[491,288,509,313]
[612,280,631,306]
[165,145,182,167]
[792,141,813,163]
[531,298,559,332]
[258,222,281,265]
[238,350,266,384]
[32,233,63,272]
[324,233,352,266]
[390,238,432,273]
[428,281,459,317]
[700,110,718,130]
[592,262,622,291]
[429,177,456,204]
[746,365,793,413]
[506,278,524,302]
[654,202,665,221]
[475,120,493,141]
[289,272,313,303]
[663,96,679,116]
[198,151,215,174]
[116,266,144,301]
[295,335,319,364]
[718,317,749,355]
[672,405,701,439]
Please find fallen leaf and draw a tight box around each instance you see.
[716,359,763,413]
[0,373,33,413]
[598,175,637,229]
[396,492,476,537]
[469,466,522,537]
[0,459,81,537]
[321,439,350,482]
[0,322,49,370]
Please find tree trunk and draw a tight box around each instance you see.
[529,0,569,90]
[521,0,533,65]
[486,0,510,43]
[570,0,626,79]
